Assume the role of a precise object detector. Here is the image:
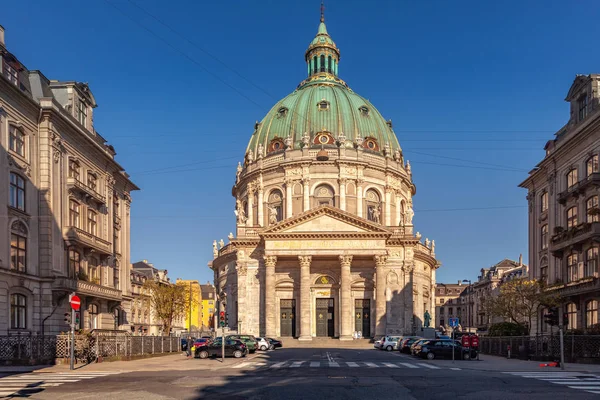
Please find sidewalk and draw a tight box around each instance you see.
[431,354,600,374]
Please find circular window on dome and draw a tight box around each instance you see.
[313,132,334,145]
[269,138,285,153]
[363,137,379,151]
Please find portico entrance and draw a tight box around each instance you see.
[355,299,371,337]
[316,298,335,337]
[280,299,296,337]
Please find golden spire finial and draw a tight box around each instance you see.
[320,1,325,23]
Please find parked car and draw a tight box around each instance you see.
[193,338,211,348]
[226,335,258,353]
[195,338,247,359]
[410,339,430,355]
[256,337,273,351]
[398,337,421,354]
[381,336,402,351]
[267,338,282,349]
[373,336,385,350]
[413,339,474,360]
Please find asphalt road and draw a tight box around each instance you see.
[4,348,600,399]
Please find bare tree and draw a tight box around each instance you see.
[143,280,195,335]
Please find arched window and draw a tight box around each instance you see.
[365,189,382,223]
[541,224,548,250]
[69,200,80,228]
[587,196,599,223]
[267,189,283,225]
[313,56,317,74]
[89,304,99,330]
[10,294,27,329]
[587,155,599,176]
[9,126,25,157]
[68,159,81,181]
[586,246,599,277]
[567,206,578,228]
[320,55,325,72]
[567,168,578,188]
[87,210,97,236]
[10,220,27,273]
[540,191,548,213]
[9,172,25,211]
[586,300,598,328]
[567,252,579,283]
[328,55,332,73]
[314,184,334,207]
[540,256,548,284]
[565,303,578,329]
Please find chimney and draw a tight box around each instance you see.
[0,25,5,47]
[519,254,523,267]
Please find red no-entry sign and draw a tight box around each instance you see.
[70,294,81,310]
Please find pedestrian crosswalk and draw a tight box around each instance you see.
[0,371,121,398]
[504,371,600,395]
[230,360,453,370]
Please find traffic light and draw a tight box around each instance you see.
[544,307,559,326]
[64,312,71,326]
[219,311,226,327]
[563,313,569,328]
[74,311,80,329]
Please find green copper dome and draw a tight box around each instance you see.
[246,17,401,157]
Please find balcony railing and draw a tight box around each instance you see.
[550,222,600,256]
[64,226,111,255]
[67,177,106,205]
[558,173,600,205]
[76,280,122,301]
[545,276,600,297]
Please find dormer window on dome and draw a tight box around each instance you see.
[359,106,369,116]
[363,137,379,151]
[318,100,330,111]
[277,107,288,118]
[269,137,285,153]
[314,132,334,145]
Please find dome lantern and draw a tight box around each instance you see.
[305,3,340,78]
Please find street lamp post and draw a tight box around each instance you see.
[462,280,472,333]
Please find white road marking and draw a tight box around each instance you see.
[417,363,440,369]
[364,362,379,368]
[290,361,304,368]
[310,361,320,367]
[0,371,120,398]
[450,367,461,371]
[382,363,399,368]
[270,362,286,368]
[233,362,250,369]
[346,362,359,367]
[329,361,339,367]
[398,363,419,369]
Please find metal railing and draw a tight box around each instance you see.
[0,332,57,365]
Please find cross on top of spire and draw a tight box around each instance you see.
[320,2,325,23]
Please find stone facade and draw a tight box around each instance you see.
[0,26,138,335]
[520,74,600,334]
[434,283,466,331]
[209,15,440,340]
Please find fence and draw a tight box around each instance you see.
[480,334,600,362]
[0,333,57,365]
[55,333,181,362]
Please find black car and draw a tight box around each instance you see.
[195,338,247,359]
[399,337,421,354]
[267,338,282,349]
[413,339,475,360]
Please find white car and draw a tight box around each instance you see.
[381,336,402,351]
[256,337,273,351]
[373,336,385,349]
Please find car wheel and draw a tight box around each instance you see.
[260,345,267,351]
[386,345,393,352]
[269,344,275,350]
[463,352,471,360]
[426,352,435,360]
[198,351,209,359]
[234,350,243,358]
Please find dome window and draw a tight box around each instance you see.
[277,107,288,119]
[359,106,369,116]
[318,100,330,111]
[269,138,285,153]
[313,132,334,145]
[363,137,379,151]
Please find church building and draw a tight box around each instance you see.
[210,12,440,340]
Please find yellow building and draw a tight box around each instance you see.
[200,283,216,329]
[176,279,202,331]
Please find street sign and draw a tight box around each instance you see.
[449,317,459,328]
[70,294,81,311]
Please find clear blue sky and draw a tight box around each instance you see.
[4,0,600,284]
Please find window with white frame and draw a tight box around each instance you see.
[586,247,599,278]
[541,192,548,213]
[567,252,579,283]
[586,300,598,328]
[3,60,18,85]
[89,304,98,329]
[9,126,25,157]
[567,168,578,188]
[10,221,27,273]
[10,294,26,329]
[77,99,87,128]
[567,206,578,228]
[9,172,25,211]
[541,224,548,250]
[566,303,578,329]
[87,210,97,236]
[69,200,80,228]
[587,196,599,223]
[70,250,81,278]
[587,155,599,177]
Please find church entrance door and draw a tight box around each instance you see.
[316,298,334,337]
[355,299,371,337]
[280,299,296,337]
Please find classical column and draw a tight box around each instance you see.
[385,188,392,226]
[257,187,264,227]
[302,178,310,212]
[298,255,312,341]
[264,255,277,337]
[285,179,293,219]
[374,255,388,336]
[339,178,347,211]
[247,187,255,227]
[403,262,415,334]
[339,255,353,340]
[356,180,364,218]
[395,195,401,226]
[236,261,248,332]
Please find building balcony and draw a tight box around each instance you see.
[545,276,600,297]
[76,280,122,301]
[550,222,600,257]
[67,177,106,205]
[558,173,600,205]
[52,277,78,292]
[64,226,112,255]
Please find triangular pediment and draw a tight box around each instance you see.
[262,205,390,235]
